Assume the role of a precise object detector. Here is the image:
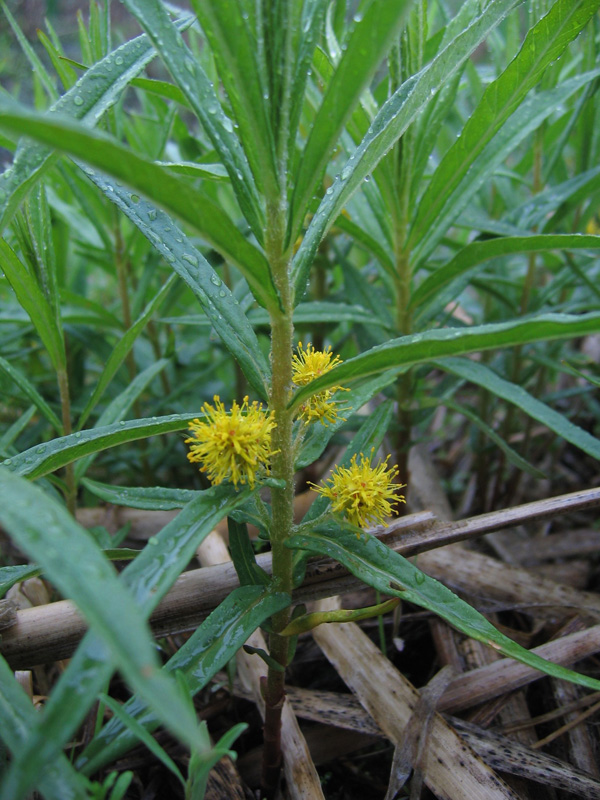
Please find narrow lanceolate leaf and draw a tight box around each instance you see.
[82,478,199,510]
[287,0,329,170]
[1,483,255,800]
[288,313,600,411]
[77,275,176,429]
[0,239,66,372]
[435,358,600,461]
[410,67,600,265]
[190,0,278,198]
[287,526,600,695]
[0,103,278,314]
[0,471,209,760]
[0,18,195,232]
[288,0,415,243]
[78,587,290,776]
[1,413,197,480]
[79,170,271,398]
[291,0,522,298]
[0,655,91,800]
[411,234,600,318]
[0,355,63,433]
[121,0,264,239]
[409,0,600,260]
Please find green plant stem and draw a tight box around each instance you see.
[57,365,76,515]
[263,197,295,798]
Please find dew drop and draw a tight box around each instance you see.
[182,253,198,266]
[36,446,47,454]
[210,274,222,287]
[222,117,233,133]
[4,459,12,466]
[148,209,157,220]
[415,572,426,585]
[218,289,227,297]
[119,421,126,426]
[73,95,84,106]
[341,165,352,180]
[115,55,124,66]
[75,432,82,439]
[131,194,140,204]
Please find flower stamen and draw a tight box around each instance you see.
[310,450,405,535]
[186,396,276,488]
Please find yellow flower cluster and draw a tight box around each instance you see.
[311,452,405,532]
[292,342,348,425]
[186,396,276,488]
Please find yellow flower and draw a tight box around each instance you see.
[292,341,343,385]
[310,452,405,533]
[186,396,276,488]
[292,341,348,425]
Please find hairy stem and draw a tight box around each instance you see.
[262,197,295,798]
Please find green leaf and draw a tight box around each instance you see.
[0,654,91,800]
[156,160,229,181]
[0,18,194,232]
[0,406,36,457]
[99,695,185,788]
[0,471,210,763]
[1,413,197,480]
[2,483,256,800]
[286,525,600,695]
[81,170,271,398]
[121,0,264,239]
[37,29,78,91]
[410,68,600,264]
[130,77,189,106]
[288,0,415,243]
[228,518,270,587]
[0,238,66,373]
[77,587,290,775]
[0,102,279,314]
[190,0,278,198]
[286,0,329,173]
[77,275,176,429]
[82,478,199,510]
[411,234,600,319]
[410,0,600,261]
[289,313,600,412]
[435,357,600,461]
[291,0,522,298]
[0,354,63,433]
